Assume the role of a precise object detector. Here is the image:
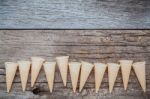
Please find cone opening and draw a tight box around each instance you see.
[56,56,69,60]
[31,57,45,62]
[18,61,31,65]
[5,62,18,68]
[119,60,133,66]
[69,62,81,66]
[17,61,31,63]
[119,60,133,63]
[107,63,120,67]
[133,61,146,67]
[43,62,56,66]
[81,61,94,68]
[94,63,107,68]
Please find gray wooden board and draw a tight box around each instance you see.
[0,30,150,99]
[0,0,150,29]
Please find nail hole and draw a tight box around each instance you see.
[32,87,40,95]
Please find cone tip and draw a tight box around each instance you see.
[95,90,98,93]
[7,90,10,93]
[7,87,10,93]
[22,89,25,92]
[79,88,82,92]
[109,90,112,93]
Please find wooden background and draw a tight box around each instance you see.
[0,30,149,99]
[0,0,150,29]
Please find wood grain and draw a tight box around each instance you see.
[0,0,150,29]
[0,30,149,99]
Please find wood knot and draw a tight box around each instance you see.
[32,87,40,95]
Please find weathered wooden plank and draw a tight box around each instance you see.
[0,30,150,99]
[0,0,150,29]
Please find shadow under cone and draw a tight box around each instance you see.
[108,63,120,93]
[18,61,31,92]
[31,57,45,87]
[133,61,146,92]
[69,62,81,92]
[43,62,56,93]
[119,60,133,90]
[56,56,69,86]
[5,62,18,92]
[94,63,107,93]
[79,61,94,92]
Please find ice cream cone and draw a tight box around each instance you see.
[18,61,31,92]
[43,62,56,93]
[108,63,120,93]
[56,56,69,86]
[94,63,107,93]
[133,61,146,92]
[5,62,18,92]
[31,57,45,87]
[119,60,133,90]
[79,61,94,92]
[69,62,81,92]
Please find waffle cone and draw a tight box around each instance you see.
[108,63,120,93]
[69,62,81,92]
[56,56,69,86]
[5,62,18,92]
[31,57,45,87]
[119,60,133,90]
[94,63,107,93]
[43,62,56,93]
[18,61,31,92]
[133,61,146,92]
[79,61,94,92]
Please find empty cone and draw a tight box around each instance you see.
[119,60,133,90]
[5,62,18,92]
[108,63,120,93]
[133,61,146,92]
[79,61,94,92]
[56,56,69,86]
[31,57,45,87]
[69,62,81,92]
[94,63,107,93]
[18,61,31,92]
[43,62,56,93]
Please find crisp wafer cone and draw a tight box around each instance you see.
[133,61,146,92]
[56,56,69,86]
[69,62,81,92]
[18,61,31,92]
[5,62,18,92]
[31,57,45,87]
[119,60,133,90]
[108,63,120,93]
[79,61,94,92]
[43,62,56,93]
[94,63,107,93]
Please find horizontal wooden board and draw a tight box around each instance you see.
[0,0,150,29]
[0,30,150,99]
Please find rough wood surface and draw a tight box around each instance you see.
[0,0,150,29]
[0,30,150,99]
